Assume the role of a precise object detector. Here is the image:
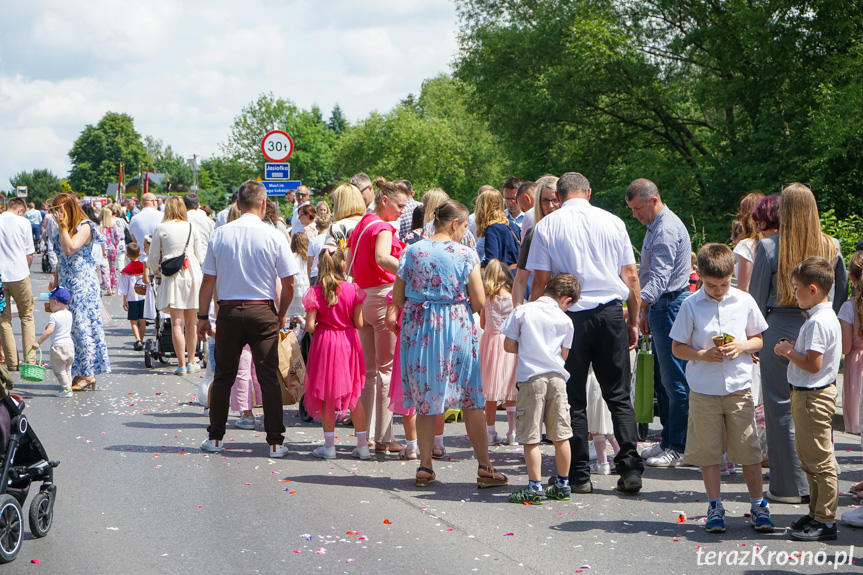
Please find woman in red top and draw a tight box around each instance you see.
[347,177,408,453]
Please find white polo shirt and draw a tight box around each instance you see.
[526,198,635,312]
[0,212,35,282]
[500,296,574,382]
[129,207,164,263]
[787,302,841,389]
[202,212,298,302]
[520,209,535,242]
[669,287,768,395]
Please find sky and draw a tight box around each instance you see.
[0,0,460,191]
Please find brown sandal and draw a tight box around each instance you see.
[416,466,436,487]
[477,464,508,488]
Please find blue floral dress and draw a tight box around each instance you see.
[54,221,111,377]
[397,239,483,415]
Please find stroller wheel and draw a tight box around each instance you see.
[28,492,53,538]
[0,494,23,563]
[144,340,154,368]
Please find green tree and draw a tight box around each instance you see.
[143,136,195,194]
[327,104,348,135]
[68,112,148,196]
[333,75,508,205]
[9,169,63,206]
[220,93,336,190]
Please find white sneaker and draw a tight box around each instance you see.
[841,506,863,527]
[54,389,73,398]
[269,444,289,458]
[312,445,336,459]
[488,433,500,446]
[640,443,665,459]
[352,445,371,460]
[646,449,684,467]
[590,462,611,475]
[235,414,256,429]
[200,438,223,453]
[506,433,519,446]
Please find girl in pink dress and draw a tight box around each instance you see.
[303,247,369,460]
[385,293,418,459]
[840,251,863,437]
[480,260,519,445]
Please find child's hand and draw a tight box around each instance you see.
[30,344,39,351]
[702,346,725,362]
[774,339,794,357]
[719,341,747,361]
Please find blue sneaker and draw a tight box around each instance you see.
[508,486,543,505]
[705,503,726,533]
[750,500,774,533]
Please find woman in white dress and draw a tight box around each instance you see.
[146,196,205,375]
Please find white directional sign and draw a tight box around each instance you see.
[261,130,294,163]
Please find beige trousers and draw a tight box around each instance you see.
[0,278,36,368]
[50,341,75,389]
[791,385,838,524]
[358,284,397,444]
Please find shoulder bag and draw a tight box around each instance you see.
[160,224,192,277]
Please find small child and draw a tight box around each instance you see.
[117,243,146,350]
[587,370,620,475]
[500,273,579,504]
[774,256,842,542]
[670,244,772,534]
[302,246,369,460]
[32,287,75,397]
[480,259,519,445]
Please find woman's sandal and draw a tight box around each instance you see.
[415,466,436,487]
[476,464,508,489]
[431,445,447,459]
[849,481,863,495]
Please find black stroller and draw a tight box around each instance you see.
[143,309,207,369]
[0,390,59,563]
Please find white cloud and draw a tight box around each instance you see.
[0,0,458,189]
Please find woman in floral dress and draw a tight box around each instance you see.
[393,199,507,488]
[99,207,122,295]
[50,193,111,390]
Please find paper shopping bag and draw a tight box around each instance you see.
[634,337,654,424]
[277,330,305,405]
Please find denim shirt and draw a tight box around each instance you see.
[639,206,691,305]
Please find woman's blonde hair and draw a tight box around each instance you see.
[482,259,514,298]
[533,175,559,223]
[331,184,365,221]
[100,207,114,228]
[474,190,508,238]
[422,188,449,225]
[227,204,241,223]
[849,251,863,338]
[317,247,346,307]
[52,193,87,236]
[291,232,309,262]
[163,196,188,222]
[373,177,409,213]
[776,184,838,306]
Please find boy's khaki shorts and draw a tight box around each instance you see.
[515,373,573,445]
[684,389,762,467]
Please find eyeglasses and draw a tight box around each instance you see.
[358,185,371,195]
[540,198,560,205]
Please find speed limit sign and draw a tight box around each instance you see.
[261,130,294,162]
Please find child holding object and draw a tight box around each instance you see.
[117,243,146,350]
[669,244,772,534]
[501,273,579,504]
[302,246,369,460]
[32,287,75,397]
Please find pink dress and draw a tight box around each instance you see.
[230,345,263,411]
[386,293,415,416]
[479,294,518,401]
[838,301,862,434]
[302,283,366,419]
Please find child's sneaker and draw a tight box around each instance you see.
[54,388,73,398]
[487,433,500,446]
[590,462,611,475]
[235,414,256,429]
[546,482,572,501]
[352,446,371,460]
[508,486,543,505]
[506,433,518,446]
[705,503,726,533]
[312,445,336,459]
[750,500,774,532]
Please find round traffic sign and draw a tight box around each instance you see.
[261,130,294,162]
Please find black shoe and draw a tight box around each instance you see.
[617,471,643,493]
[790,521,837,542]
[547,476,592,494]
[134,341,144,351]
[790,514,816,530]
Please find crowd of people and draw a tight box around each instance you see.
[1,174,862,543]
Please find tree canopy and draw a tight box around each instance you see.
[68,112,147,196]
[9,169,63,206]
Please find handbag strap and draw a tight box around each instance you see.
[506,224,521,247]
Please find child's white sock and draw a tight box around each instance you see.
[487,425,497,437]
[355,431,368,447]
[406,439,418,451]
[433,434,444,448]
[594,436,608,464]
[506,406,516,435]
[324,432,335,449]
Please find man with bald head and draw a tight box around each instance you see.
[350,173,374,212]
[129,192,164,264]
[625,178,692,468]
[290,185,311,238]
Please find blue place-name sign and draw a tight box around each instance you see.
[263,180,302,196]
[265,163,291,180]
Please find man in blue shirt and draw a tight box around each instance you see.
[625,178,692,467]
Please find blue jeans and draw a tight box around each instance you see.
[648,291,690,454]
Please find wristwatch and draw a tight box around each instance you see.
[197,314,208,320]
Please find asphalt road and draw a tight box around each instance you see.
[2,261,862,574]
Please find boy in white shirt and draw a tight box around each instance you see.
[32,287,75,397]
[774,256,841,542]
[501,273,578,504]
[118,243,147,350]
[670,244,772,534]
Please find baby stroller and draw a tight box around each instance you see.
[143,308,207,369]
[0,387,59,563]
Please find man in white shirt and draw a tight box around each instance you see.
[197,180,298,458]
[350,173,375,213]
[129,193,164,264]
[0,198,36,370]
[290,185,311,238]
[183,193,214,261]
[527,172,644,494]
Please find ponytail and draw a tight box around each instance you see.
[317,246,347,307]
